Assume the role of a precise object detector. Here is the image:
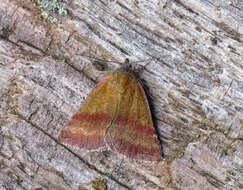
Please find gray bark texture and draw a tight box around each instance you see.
[0,0,242,189]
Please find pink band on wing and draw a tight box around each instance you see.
[72,113,154,135]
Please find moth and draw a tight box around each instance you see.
[58,61,162,161]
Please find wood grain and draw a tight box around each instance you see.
[0,0,242,189]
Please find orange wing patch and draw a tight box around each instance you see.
[59,75,116,149]
[105,72,162,160]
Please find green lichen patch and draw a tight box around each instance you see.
[91,178,107,190]
[32,0,67,23]
[14,177,23,185]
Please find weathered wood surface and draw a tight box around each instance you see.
[0,0,242,189]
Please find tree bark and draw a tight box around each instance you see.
[0,0,242,189]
